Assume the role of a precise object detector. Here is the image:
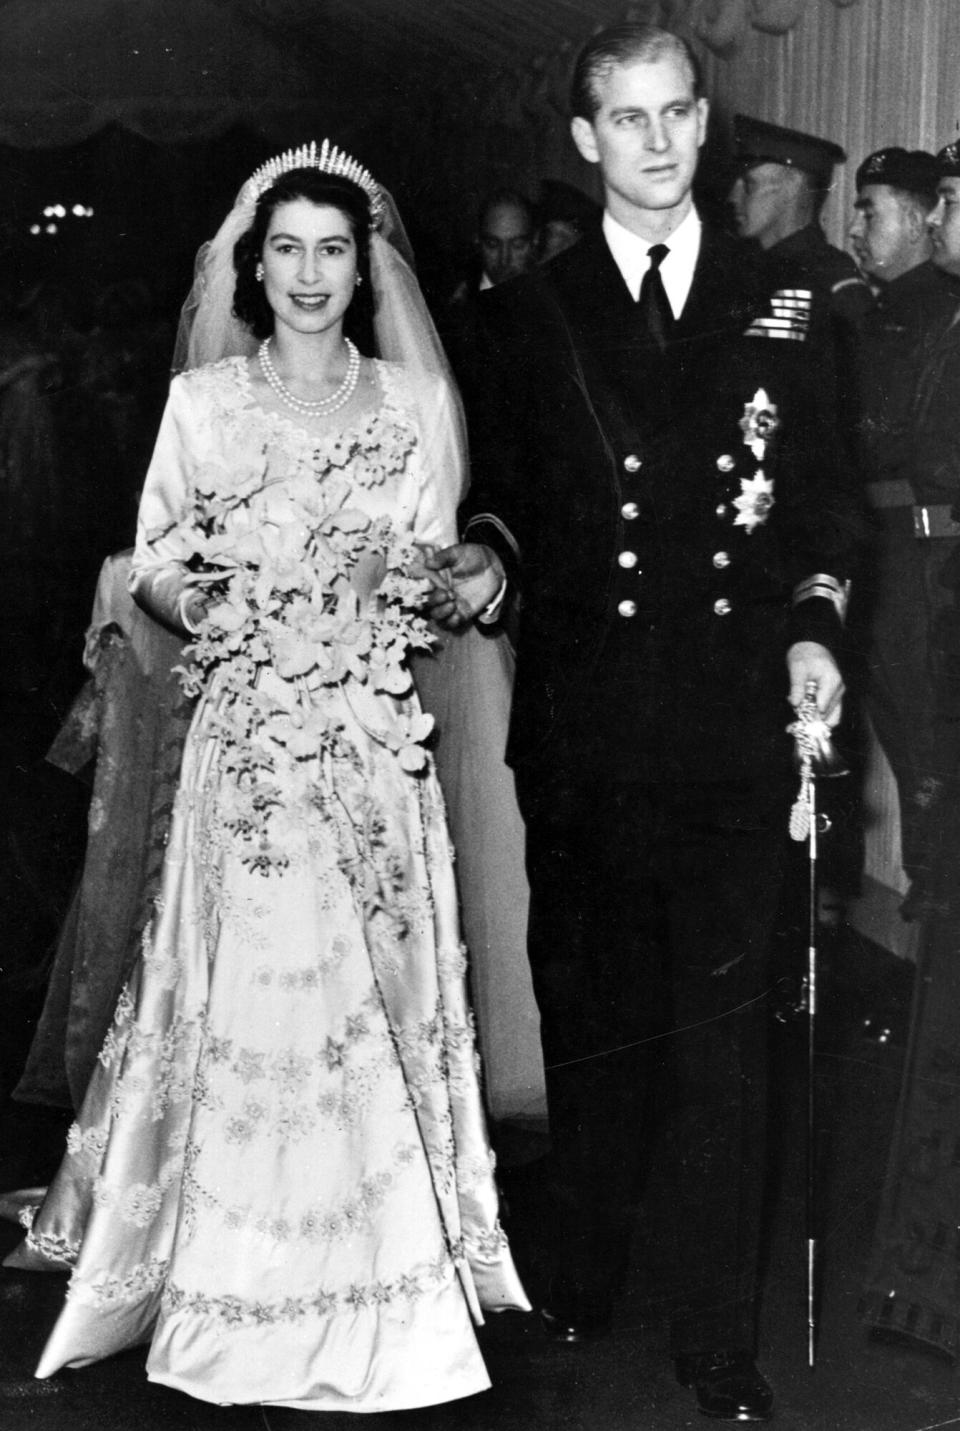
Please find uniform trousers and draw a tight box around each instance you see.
[861,530,960,894]
[514,761,790,1356]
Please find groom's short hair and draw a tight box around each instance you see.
[570,23,704,120]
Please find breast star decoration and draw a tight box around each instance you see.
[734,388,778,533]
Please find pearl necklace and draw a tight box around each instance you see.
[258,337,360,417]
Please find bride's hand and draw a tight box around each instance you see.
[410,542,454,598]
[181,588,213,633]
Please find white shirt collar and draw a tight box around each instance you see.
[602,206,702,316]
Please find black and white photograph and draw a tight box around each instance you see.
[1,2,959,1428]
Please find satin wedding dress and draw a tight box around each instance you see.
[7,356,528,1411]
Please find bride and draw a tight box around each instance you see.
[4,141,528,1411]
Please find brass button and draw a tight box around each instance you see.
[618,599,638,618]
[623,454,642,473]
[716,454,735,473]
[712,551,731,569]
[713,597,732,616]
[621,501,640,520]
[716,503,728,518]
[618,551,639,569]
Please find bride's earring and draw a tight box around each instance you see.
[355,274,363,288]
[255,263,264,283]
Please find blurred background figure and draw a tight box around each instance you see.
[475,186,536,288]
[445,187,536,311]
[441,185,536,406]
[847,146,953,924]
[730,114,871,329]
[849,147,941,294]
[534,178,601,263]
[860,143,960,1363]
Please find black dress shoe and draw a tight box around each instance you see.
[675,1351,774,1422]
[540,1299,612,1344]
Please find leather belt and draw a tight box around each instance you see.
[910,504,960,538]
[864,481,960,538]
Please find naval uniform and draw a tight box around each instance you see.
[462,213,855,1352]
[761,226,872,898]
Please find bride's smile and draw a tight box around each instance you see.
[261,198,358,344]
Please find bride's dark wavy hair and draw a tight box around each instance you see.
[232,169,374,348]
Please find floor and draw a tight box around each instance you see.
[1,918,958,1431]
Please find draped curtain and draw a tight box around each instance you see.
[2,0,957,257]
[0,0,344,148]
[699,0,960,245]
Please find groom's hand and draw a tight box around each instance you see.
[423,543,505,628]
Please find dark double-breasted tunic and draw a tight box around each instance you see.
[464,223,855,784]
[460,221,857,1351]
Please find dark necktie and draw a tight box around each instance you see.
[637,243,672,350]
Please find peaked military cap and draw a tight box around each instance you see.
[936,141,960,179]
[733,114,845,187]
[855,147,940,206]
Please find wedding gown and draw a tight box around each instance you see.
[7,356,528,1411]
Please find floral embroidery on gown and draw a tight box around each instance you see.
[11,356,529,1411]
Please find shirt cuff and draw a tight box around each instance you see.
[178,588,203,635]
[792,573,850,621]
[477,576,508,625]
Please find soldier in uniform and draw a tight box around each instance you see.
[860,142,960,1356]
[426,23,855,1423]
[848,147,955,918]
[730,114,872,334]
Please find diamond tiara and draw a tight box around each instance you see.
[240,139,385,228]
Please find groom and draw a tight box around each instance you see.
[428,22,855,1423]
